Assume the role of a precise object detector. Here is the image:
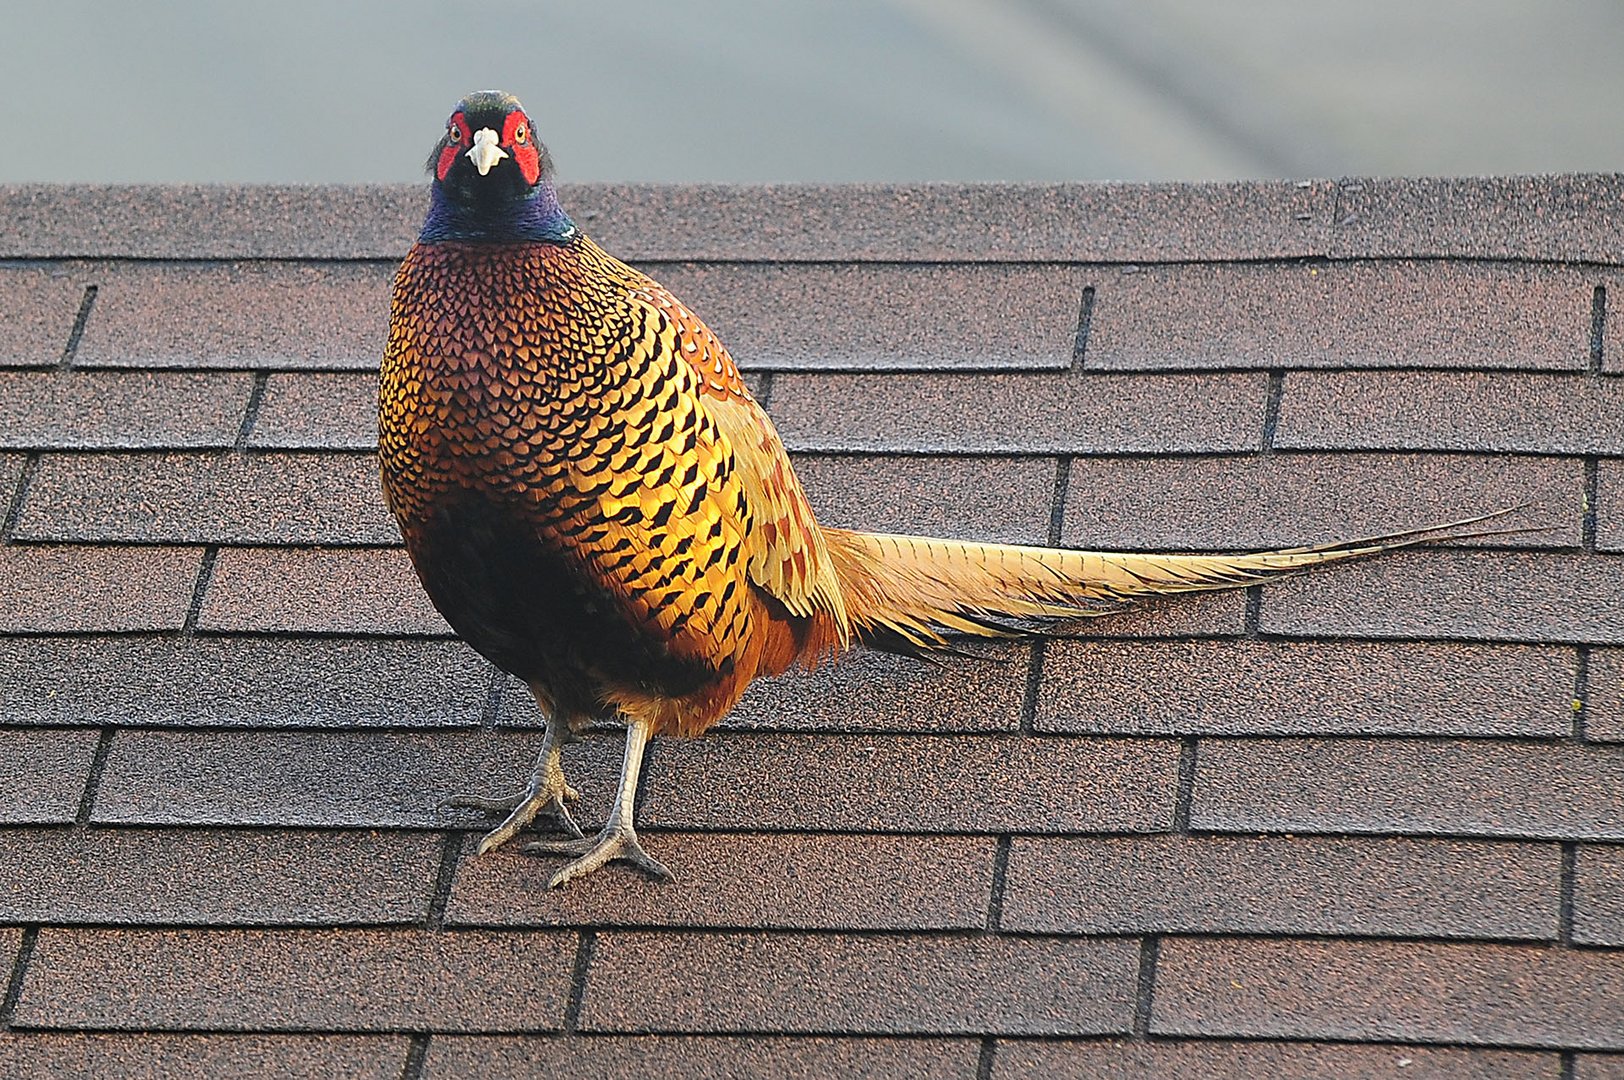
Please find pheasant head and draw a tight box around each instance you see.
[421,90,575,244]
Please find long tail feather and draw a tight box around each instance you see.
[822,507,1533,650]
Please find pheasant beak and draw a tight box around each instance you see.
[467,128,509,176]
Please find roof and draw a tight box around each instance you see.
[0,175,1621,1079]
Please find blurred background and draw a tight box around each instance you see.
[4,0,1621,184]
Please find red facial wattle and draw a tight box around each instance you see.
[436,112,470,182]
[503,111,542,186]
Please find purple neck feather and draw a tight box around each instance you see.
[419,181,577,244]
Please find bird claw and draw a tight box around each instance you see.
[525,823,674,888]
[440,781,585,853]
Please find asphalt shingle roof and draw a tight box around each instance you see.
[0,176,1621,1078]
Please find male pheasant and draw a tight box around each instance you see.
[379,90,1513,888]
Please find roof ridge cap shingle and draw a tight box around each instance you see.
[3,174,1620,264]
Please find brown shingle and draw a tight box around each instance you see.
[0,1033,407,1080]
[1598,460,1624,554]
[1060,452,1578,550]
[0,453,22,512]
[1257,550,1624,644]
[1192,738,1624,840]
[791,454,1057,545]
[75,262,391,370]
[1274,371,1624,454]
[1330,175,1624,263]
[0,266,84,367]
[248,372,379,450]
[642,733,1178,833]
[1085,261,1592,372]
[16,928,577,1033]
[580,932,1138,1035]
[1575,844,1624,946]
[16,451,396,543]
[1578,1056,1624,1080]
[723,643,1031,734]
[0,545,201,631]
[91,729,602,827]
[1589,647,1624,741]
[1152,937,1624,1048]
[0,637,490,728]
[0,371,253,449]
[0,729,99,823]
[91,729,1176,834]
[0,827,439,925]
[1000,835,1558,938]
[990,1039,1560,1080]
[447,833,995,930]
[769,372,1268,453]
[423,1035,979,1080]
[644,262,1086,371]
[1035,640,1572,737]
[199,547,449,635]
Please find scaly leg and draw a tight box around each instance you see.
[526,717,672,888]
[441,712,584,853]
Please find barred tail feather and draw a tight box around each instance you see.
[821,508,1528,650]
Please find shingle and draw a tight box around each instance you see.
[1035,640,1571,737]
[1579,1056,1624,1080]
[0,827,438,925]
[580,932,1139,1035]
[990,1039,1560,1080]
[644,263,1086,371]
[1001,835,1559,939]
[0,453,22,512]
[0,926,18,978]
[0,266,84,367]
[92,729,621,827]
[1037,589,1249,639]
[1192,738,1624,841]
[1152,937,1624,1048]
[15,928,577,1032]
[16,451,396,543]
[1590,648,1624,741]
[1257,550,1624,644]
[0,545,200,632]
[723,643,1031,734]
[0,1034,407,1080]
[641,734,1179,833]
[91,729,1177,834]
[769,372,1267,454]
[423,1035,979,1080]
[447,833,996,930]
[0,371,253,449]
[75,262,392,370]
[199,547,449,635]
[0,181,1338,262]
[1331,175,1624,263]
[0,637,489,727]
[1598,461,1624,554]
[0,729,100,823]
[1575,844,1624,946]
[1086,261,1592,372]
[791,454,1057,545]
[1060,452,1578,550]
[249,372,379,449]
[1275,371,1624,454]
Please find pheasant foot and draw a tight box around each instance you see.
[439,716,583,852]
[526,822,673,888]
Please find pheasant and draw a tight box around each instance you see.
[379,90,1515,888]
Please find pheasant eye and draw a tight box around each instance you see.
[448,124,462,143]
[514,124,527,144]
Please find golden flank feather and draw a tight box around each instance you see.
[381,91,1524,889]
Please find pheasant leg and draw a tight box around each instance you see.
[441,714,584,852]
[526,717,672,888]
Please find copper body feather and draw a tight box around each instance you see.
[379,238,845,738]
